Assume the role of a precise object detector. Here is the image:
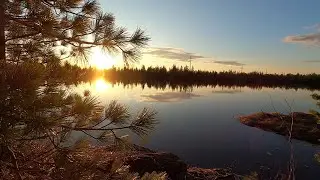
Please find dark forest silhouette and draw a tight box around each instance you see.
[92,65,320,91]
[53,63,320,90]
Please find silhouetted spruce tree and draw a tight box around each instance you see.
[0,1,164,179]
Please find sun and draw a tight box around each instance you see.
[91,48,116,69]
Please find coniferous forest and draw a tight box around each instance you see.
[103,65,320,90]
[42,62,320,90]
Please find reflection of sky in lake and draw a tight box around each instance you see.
[70,78,320,179]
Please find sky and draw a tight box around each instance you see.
[98,0,320,74]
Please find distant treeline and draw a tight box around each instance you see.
[102,65,320,91]
[35,63,320,91]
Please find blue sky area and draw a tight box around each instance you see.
[99,0,320,73]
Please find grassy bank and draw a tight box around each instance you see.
[238,112,320,144]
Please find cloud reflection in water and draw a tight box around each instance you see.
[141,92,201,102]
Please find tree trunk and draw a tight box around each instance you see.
[0,0,5,67]
[0,1,6,84]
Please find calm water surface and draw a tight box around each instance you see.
[71,78,320,179]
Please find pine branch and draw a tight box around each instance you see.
[6,146,23,180]
[41,0,99,20]
[61,125,134,131]
[6,32,41,42]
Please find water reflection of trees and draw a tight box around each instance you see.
[59,64,320,91]
[101,66,320,91]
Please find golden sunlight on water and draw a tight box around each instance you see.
[94,78,111,92]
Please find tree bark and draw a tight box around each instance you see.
[0,1,5,84]
[0,0,5,67]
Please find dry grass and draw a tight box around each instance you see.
[239,112,320,144]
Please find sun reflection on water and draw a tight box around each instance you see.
[94,78,111,92]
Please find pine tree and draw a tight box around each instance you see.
[0,1,165,179]
[2,0,149,66]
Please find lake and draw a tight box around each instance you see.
[71,77,320,179]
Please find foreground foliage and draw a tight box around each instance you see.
[0,63,161,179]
[2,0,149,65]
[0,0,168,179]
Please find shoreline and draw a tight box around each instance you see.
[123,145,237,179]
[98,145,238,179]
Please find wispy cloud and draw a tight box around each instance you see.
[145,47,246,67]
[284,23,320,46]
[304,23,320,31]
[144,47,205,62]
[213,60,245,67]
[205,60,245,66]
[283,33,320,46]
[141,92,201,102]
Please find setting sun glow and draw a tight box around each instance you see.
[91,48,116,69]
